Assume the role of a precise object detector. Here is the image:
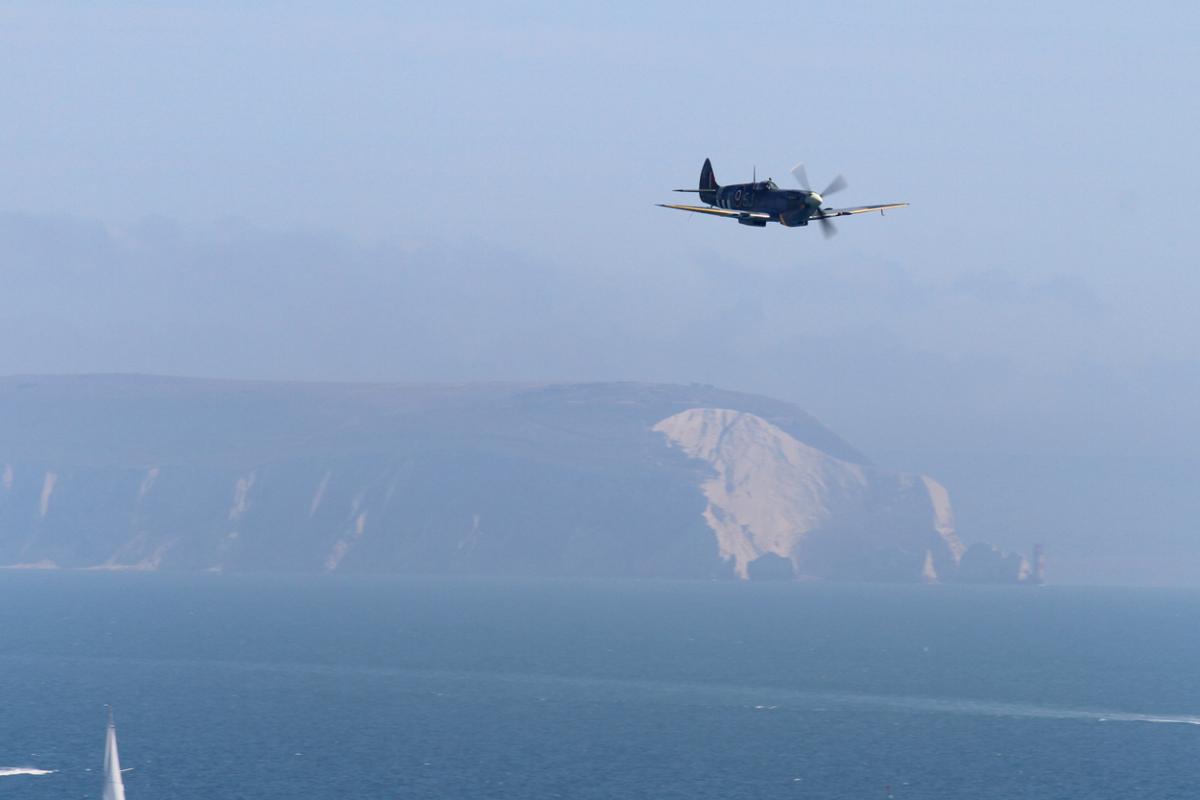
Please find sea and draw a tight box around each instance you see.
[1,573,1198,799]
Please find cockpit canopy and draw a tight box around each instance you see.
[762,179,779,191]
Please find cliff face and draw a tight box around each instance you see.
[654,409,964,582]
[0,375,1018,581]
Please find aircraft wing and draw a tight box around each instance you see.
[656,204,772,221]
[812,202,908,219]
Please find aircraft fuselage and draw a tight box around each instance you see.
[713,182,819,221]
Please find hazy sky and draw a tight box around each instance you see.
[2,2,1198,583]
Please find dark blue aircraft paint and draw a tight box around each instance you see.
[697,158,821,227]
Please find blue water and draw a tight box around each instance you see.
[1,574,1198,799]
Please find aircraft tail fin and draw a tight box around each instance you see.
[699,158,718,205]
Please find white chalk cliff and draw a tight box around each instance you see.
[0,376,1027,581]
[655,408,964,581]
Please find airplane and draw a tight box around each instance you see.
[658,159,907,237]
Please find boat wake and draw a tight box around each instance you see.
[443,670,1200,729]
[1098,714,1200,726]
[805,692,1200,727]
[0,767,55,777]
[7,651,1196,732]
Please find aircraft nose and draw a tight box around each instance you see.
[806,192,823,208]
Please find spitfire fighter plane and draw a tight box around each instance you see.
[659,159,906,237]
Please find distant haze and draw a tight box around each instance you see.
[1,2,1197,584]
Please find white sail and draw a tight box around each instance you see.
[102,710,127,800]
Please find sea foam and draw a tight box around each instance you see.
[0,767,55,777]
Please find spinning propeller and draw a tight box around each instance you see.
[790,163,847,238]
